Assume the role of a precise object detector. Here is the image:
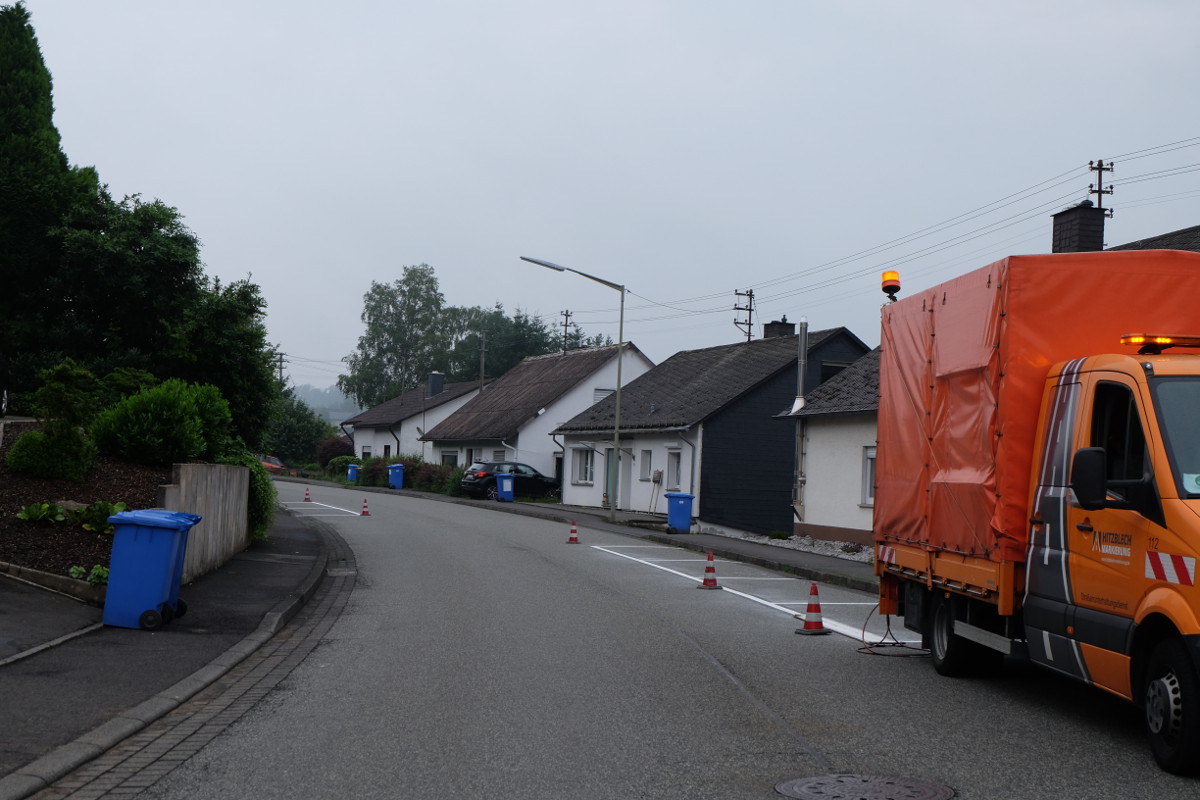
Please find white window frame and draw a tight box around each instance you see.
[861,446,876,507]
[441,451,458,466]
[362,446,372,459]
[639,449,652,481]
[666,449,682,491]
[573,448,595,484]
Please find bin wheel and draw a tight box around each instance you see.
[175,598,188,618]
[139,609,163,630]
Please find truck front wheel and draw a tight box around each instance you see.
[930,594,971,677]
[1143,639,1200,774]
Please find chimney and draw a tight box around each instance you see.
[763,315,796,339]
[1052,200,1106,253]
[427,371,445,397]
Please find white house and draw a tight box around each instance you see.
[341,373,485,464]
[790,347,880,545]
[420,344,654,482]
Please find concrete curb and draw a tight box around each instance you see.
[0,519,330,800]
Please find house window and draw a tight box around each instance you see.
[820,361,851,384]
[492,450,506,462]
[862,446,876,506]
[666,450,681,490]
[466,448,475,465]
[640,450,653,480]
[441,451,458,466]
[573,449,595,484]
[594,388,615,403]
[383,445,391,459]
[362,446,372,459]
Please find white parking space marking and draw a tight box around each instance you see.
[591,544,919,644]
[281,501,360,517]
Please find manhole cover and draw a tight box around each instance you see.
[776,773,955,800]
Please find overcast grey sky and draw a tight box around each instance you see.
[21,1,1200,389]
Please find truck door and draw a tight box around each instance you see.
[1066,375,1162,696]
[1027,369,1160,696]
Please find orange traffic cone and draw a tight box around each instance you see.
[304,487,311,502]
[361,498,370,516]
[566,521,579,544]
[697,551,721,590]
[795,581,830,635]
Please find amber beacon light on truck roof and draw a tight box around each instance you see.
[1120,333,1200,355]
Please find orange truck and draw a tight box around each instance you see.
[875,249,1200,773]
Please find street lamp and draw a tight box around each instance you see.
[520,256,625,523]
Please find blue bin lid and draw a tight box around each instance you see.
[388,463,403,468]
[663,492,695,499]
[108,509,203,530]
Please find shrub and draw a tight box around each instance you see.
[359,458,389,487]
[91,379,227,465]
[768,530,791,540]
[317,435,354,467]
[6,427,98,482]
[191,384,233,460]
[220,451,278,542]
[326,455,358,481]
[446,466,466,497]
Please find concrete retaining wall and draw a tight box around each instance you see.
[158,464,250,582]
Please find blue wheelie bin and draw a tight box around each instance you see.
[347,463,361,482]
[495,472,515,502]
[388,463,405,489]
[664,492,695,533]
[103,509,202,630]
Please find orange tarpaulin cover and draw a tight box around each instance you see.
[874,250,1200,563]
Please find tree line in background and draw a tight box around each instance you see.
[338,263,612,409]
[0,3,334,466]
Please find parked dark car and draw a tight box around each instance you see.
[461,461,559,500]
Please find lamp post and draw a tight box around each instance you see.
[520,256,625,523]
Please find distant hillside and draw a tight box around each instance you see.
[293,384,362,426]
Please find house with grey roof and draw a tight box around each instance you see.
[789,347,880,545]
[553,323,869,535]
[420,343,654,482]
[341,373,486,464]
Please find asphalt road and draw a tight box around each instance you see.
[134,484,1195,800]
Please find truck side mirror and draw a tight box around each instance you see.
[1071,447,1109,510]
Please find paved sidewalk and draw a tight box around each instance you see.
[0,481,876,800]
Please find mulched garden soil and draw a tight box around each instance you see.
[0,421,172,577]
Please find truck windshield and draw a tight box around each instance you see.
[1151,377,1200,497]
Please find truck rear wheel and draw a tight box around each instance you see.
[1143,639,1200,774]
[930,594,971,677]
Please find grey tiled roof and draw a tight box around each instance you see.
[422,344,635,441]
[792,347,880,417]
[341,380,483,427]
[554,330,839,435]
[1109,224,1200,252]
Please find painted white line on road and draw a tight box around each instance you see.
[282,501,361,516]
[777,601,879,606]
[592,545,914,644]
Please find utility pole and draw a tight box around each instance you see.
[733,289,755,342]
[560,309,573,352]
[1089,159,1115,217]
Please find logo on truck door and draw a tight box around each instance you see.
[1091,529,1133,562]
